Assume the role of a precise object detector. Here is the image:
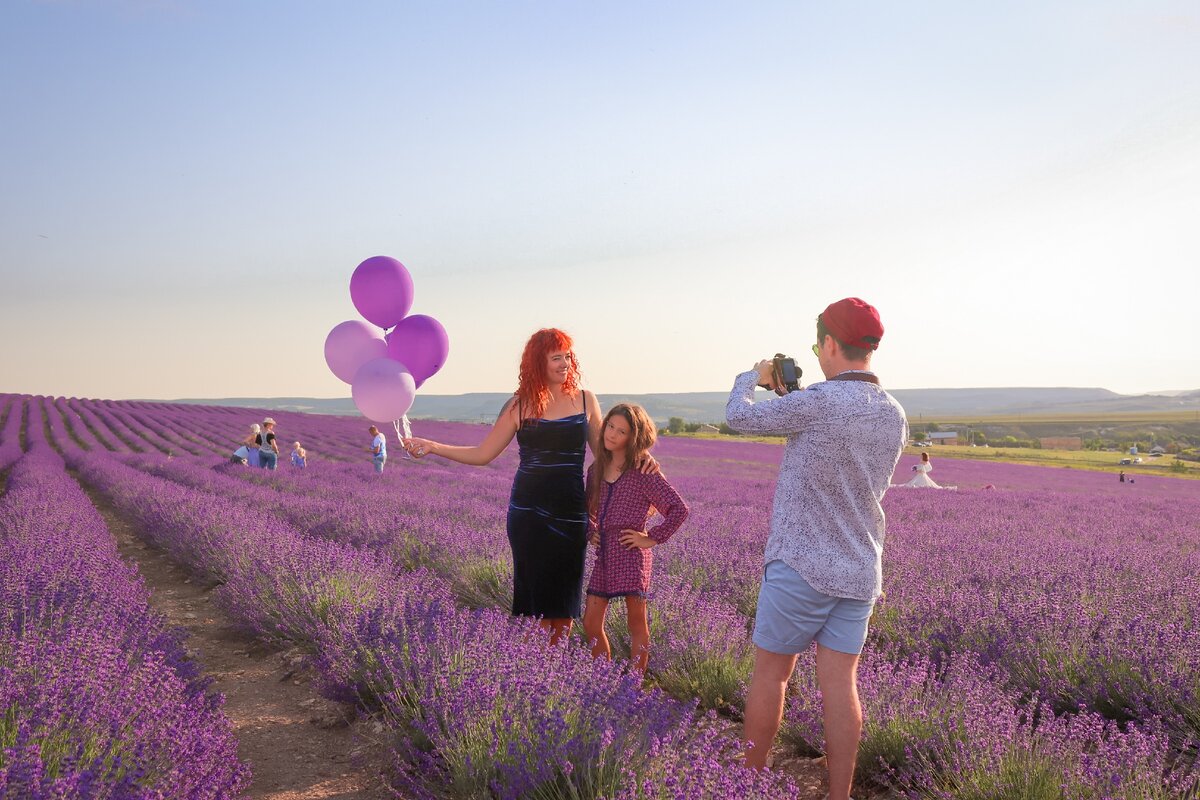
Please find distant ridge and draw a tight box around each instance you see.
[172,387,1200,422]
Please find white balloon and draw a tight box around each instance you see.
[351,357,416,423]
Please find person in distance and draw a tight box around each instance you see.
[257,417,280,470]
[290,441,307,468]
[243,423,261,467]
[367,425,387,473]
[725,297,908,800]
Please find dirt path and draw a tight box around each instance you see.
[85,487,396,800]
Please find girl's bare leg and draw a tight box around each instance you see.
[626,597,651,673]
[582,596,611,659]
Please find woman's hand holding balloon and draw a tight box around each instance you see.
[404,437,435,458]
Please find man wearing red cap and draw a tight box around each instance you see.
[726,297,907,799]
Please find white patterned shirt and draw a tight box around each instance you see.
[726,370,908,601]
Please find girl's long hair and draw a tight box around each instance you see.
[587,403,657,519]
[514,328,581,424]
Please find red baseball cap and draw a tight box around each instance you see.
[820,297,884,350]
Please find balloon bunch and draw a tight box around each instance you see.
[323,256,449,425]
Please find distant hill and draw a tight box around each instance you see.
[172,387,1200,423]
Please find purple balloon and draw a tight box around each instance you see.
[351,357,417,423]
[324,320,388,384]
[385,314,449,388]
[350,256,414,329]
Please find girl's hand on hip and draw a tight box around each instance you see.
[618,529,655,550]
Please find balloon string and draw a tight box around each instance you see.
[393,414,412,442]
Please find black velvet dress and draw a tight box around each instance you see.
[507,412,588,618]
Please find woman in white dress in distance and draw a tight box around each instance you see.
[900,451,955,489]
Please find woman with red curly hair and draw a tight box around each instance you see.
[405,328,617,644]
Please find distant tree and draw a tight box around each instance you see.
[684,423,702,433]
[926,423,942,433]
[971,431,987,445]
[668,416,685,435]
[718,423,738,436]
[912,431,927,442]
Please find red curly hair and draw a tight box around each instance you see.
[515,328,581,423]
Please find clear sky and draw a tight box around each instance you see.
[2,1,1197,400]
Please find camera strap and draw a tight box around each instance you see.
[829,371,880,385]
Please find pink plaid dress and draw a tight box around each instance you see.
[585,466,689,599]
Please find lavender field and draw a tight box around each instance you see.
[2,391,1199,799]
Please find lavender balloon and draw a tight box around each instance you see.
[386,314,449,388]
[352,357,417,423]
[350,256,414,329]
[324,320,388,384]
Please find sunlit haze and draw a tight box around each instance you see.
[2,1,1197,399]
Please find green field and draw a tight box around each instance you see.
[666,408,1200,479]
[902,443,1200,478]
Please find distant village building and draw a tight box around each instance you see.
[1150,445,1166,455]
[926,432,959,446]
[697,423,720,434]
[1039,436,1083,451]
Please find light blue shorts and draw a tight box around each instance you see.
[752,560,875,655]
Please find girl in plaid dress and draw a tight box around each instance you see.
[583,404,688,672]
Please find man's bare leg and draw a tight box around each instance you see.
[815,644,862,800]
[742,647,799,768]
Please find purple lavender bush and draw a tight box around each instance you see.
[0,447,248,798]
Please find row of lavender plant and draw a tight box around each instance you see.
[59,437,797,797]
[0,440,248,797]
[783,650,1199,798]
[105,446,757,711]
[79,400,1200,786]
[37,395,1200,795]
[65,397,128,452]
[51,396,103,451]
[0,395,25,470]
[110,417,1200,724]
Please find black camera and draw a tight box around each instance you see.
[759,353,803,394]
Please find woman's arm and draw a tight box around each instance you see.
[406,398,520,466]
